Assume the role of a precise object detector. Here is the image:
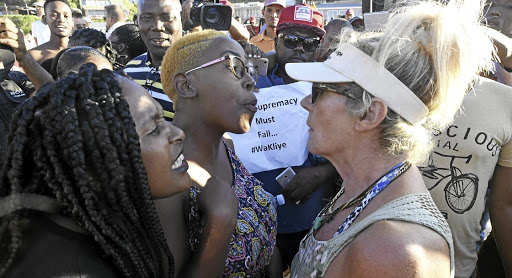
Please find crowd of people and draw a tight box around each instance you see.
[0,0,511,277]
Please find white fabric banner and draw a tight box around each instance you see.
[229,81,311,173]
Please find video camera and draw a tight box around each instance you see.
[0,45,15,82]
[189,0,232,31]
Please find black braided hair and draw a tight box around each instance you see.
[111,24,147,62]
[53,46,111,79]
[0,64,174,277]
[69,28,119,67]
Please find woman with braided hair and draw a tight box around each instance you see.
[0,63,191,277]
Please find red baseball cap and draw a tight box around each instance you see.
[277,5,325,37]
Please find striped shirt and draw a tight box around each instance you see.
[124,52,175,121]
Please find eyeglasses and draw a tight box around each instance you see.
[278,33,321,52]
[312,83,356,103]
[185,55,250,79]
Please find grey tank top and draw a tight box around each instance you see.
[290,193,454,278]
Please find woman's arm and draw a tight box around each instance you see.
[265,247,283,278]
[489,165,512,277]
[179,176,239,278]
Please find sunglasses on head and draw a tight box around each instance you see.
[312,83,357,103]
[278,33,321,52]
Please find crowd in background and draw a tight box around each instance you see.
[0,0,511,277]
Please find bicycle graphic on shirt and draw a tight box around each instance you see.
[419,151,479,214]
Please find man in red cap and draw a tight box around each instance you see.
[247,16,260,39]
[249,0,286,52]
[258,4,325,86]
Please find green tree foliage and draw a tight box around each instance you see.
[0,14,39,34]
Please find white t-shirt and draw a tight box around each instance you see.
[421,77,512,278]
[31,20,50,45]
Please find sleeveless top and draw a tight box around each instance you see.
[290,193,455,278]
[188,145,278,277]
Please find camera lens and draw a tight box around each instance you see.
[201,5,231,30]
[204,7,223,26]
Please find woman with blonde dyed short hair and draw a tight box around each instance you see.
[284,1,495,277]
[159,30,280,277]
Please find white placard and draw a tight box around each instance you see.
[229,81,311,173]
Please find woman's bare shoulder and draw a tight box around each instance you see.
[325,220,451,278]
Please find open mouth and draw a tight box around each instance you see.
[171,153,188,172]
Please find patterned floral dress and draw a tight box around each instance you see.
[188,145,278,277]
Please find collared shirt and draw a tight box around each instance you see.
[106,21,127,39]
[124,52,175,121]
[250,32,275,53]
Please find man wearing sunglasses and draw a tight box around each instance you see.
[257,5,324,88]
[241,5,339,273]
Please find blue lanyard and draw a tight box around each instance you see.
[334,161,410,236]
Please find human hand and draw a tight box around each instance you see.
[181,0,195,31]
[281,164,337,204]
[197,176,239,223]
[239,40,265,59]
[0,18,29,63]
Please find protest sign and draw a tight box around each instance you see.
[229,81,311,173]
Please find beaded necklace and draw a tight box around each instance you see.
[312,161,411,236]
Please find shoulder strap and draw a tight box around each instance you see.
[326,193,454,275]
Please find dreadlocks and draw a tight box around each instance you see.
[69,28,119,67]
[0,64,174,277]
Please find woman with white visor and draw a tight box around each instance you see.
[285,1,496,277]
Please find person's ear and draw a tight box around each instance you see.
[355,98,387,132]
[174,73,197,99]
[42,14,47,25]
[261,8,265,17]
[117,42,126,53]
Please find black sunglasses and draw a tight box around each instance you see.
[312,83,356,103]
[278,33,321,52]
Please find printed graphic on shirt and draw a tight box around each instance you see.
[419,151,479,215]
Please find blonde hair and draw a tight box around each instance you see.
[340,0,496,164]
[161,30,227,109]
